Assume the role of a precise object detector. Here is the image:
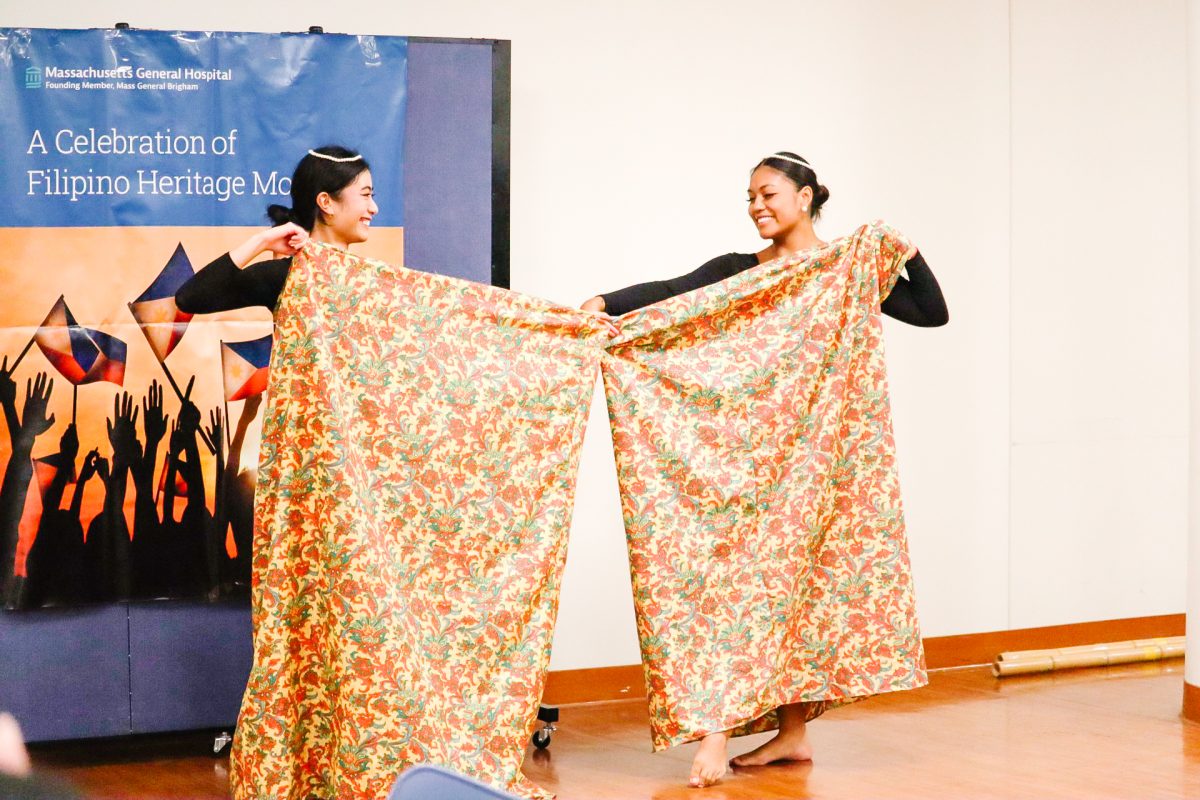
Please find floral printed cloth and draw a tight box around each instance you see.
[232,220,929,797]
[231,242,607,800]
[601,221,929,750]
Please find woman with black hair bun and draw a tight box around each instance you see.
[584,152,947,326]
[177,144,377,314]
[175,145,377,795]
[583,152,947,788]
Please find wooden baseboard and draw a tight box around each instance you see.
[921,613,1185,669]
[542,613,1186,706]
[1185,681,1200,724]
[543,664,646,705]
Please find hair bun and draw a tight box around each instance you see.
[813,184,831,208]
[266,204,297,226]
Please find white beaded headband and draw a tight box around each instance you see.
[308,149,363,163]
[763,153,814,171]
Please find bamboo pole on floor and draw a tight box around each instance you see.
[992,637,1185,677]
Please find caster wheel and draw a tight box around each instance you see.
[531,728,552,749]
[213,731,233,756]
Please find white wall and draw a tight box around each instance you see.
[1009,0,1188,628]
[4,0,1188,670]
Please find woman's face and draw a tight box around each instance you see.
[747,166,811,240]
[318,169,378,246]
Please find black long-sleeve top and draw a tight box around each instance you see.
[600,251,949,327]
[176,254,291,314]
[178,249,949,328]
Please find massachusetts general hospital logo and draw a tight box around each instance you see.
[25,67,42,89]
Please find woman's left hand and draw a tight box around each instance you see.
[230,223,309,267]
[260,223,308,257]
[580,296,619,337]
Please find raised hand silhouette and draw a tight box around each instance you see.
[106,391,142,468]
[0,356,17,441]
[59,423,79,461]
[223,394,261,593]
[131,381,169,598]
[202,406,226,598]
[205,407,224,462]
[164,395,210,597]
[25,424,83,607]
[64,450,105,582]
[164,420,181,514]
[40,424,79,516]
[94,454,110,485]
[142,380,168,450]
[67,450,105,599]
[0,371,57,606]
[18,373,55,444]
[176,407,201,445]
[77,449,101,488]
[0,357,14,403]
[87,391,138,602]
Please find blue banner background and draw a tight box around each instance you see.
[0,28,407,227]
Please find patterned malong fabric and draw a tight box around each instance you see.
[231,242,608,800]
[232,221,928,797]
[601,221,929,750]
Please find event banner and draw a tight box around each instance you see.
[0,27,408,609]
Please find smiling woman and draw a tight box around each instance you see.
[176,145,376,314]
[747,152,831,240]
[173,145,385,798]
[584,152,947,327]
[265,145,377,244]
[581,151,949,789]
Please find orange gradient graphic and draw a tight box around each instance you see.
[0,225,405,585]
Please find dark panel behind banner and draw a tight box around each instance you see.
[0,606,130,741]
[128,601,253,733]
[404,40,494,285]
[0,35,509,743]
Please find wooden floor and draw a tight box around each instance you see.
[29,661,1200,799]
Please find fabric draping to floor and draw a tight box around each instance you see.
[232,243,606,799]
[602,222,928,749]
[232,221,928,796]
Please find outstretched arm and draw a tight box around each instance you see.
[586,254,754,317]
[176,225,306,314]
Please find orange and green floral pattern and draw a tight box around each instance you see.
[601,221,928,750]
[230,242,607,800]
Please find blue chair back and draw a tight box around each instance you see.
[388,764,520,800]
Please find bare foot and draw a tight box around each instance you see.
[689,732,730,787]
[730,726,813,767]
